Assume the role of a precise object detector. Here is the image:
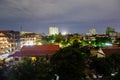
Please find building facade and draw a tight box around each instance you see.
[0,30,20,60]
[20,32,41,47]
[106,27,115,35]
[89,28,97,35]
[49,27,59,35]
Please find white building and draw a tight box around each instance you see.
[89,28,97,35]
[49,27,59,35]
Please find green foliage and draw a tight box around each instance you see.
[112,71,120,80]
[90,53,120,79]
[0,67,6,80]
[47,34,66,45]
[71,40,80,48]
[91,57,111,76]
[51,47,86,80]
[115,38,120,46]
[106,54,120,79]
[106,53,120,72]
[47,35,55,44]
[54,34,65,43]
[95,37,112,47]
[69,34,81,44]
[6,58,54,80]
[80,46,90,56]
[81,40,89,46]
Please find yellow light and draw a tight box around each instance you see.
[31,57,36,61]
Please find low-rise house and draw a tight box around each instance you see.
[91,44,120,58]
[9,45,60,61]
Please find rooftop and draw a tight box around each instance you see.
[10,45,60,57]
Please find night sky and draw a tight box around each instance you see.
[0,0,120,34]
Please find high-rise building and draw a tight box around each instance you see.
[106,27,115,35]
[49,27,59,35]
[89,28,97,35]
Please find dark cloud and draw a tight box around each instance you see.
[0,0,120,33]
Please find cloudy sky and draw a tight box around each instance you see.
[0,0,120,34]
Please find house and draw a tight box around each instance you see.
[91,45,120,58]
[9,45,60,61]
[102,47,120,56]
[90,48,105,58]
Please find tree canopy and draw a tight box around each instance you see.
[6,58,54,80]
[51,47,86,80]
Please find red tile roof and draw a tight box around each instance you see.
[21,45,59,51]
[102,47,120,55]
[10,45,60,57]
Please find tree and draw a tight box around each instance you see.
[91,57,111,76]
[81,40,89,46]
[6,58,54,80]
[69,34,81,45]
[0,60,8,80]
[51,47,86,80]
[89,53,120,79]
[95,37,112,47]
[112,71,120,80]
[47,35,55,44]
[54,34,65,43]
[71,40,80,48]
[0,66,6,80]
[115,38,120,46]
[106,53,120,73]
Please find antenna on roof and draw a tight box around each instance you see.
[19,23,23,32]
[20,26,22,32]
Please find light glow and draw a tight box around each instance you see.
[62,31,67,35]
[0,53,9,59]
[25,41,34,46]
[105,43,112,46]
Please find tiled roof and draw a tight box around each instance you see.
[21,45,59,51]
[0,30,19,33]
[102,47,120,55]
[10,45,60,57]
[10,50,57,57]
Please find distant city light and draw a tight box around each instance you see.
[0,53,9,59]
[105,43,112,46]
[25,41,34,46]
[62,31,67,35]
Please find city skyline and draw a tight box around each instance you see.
[0,0,120,34]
